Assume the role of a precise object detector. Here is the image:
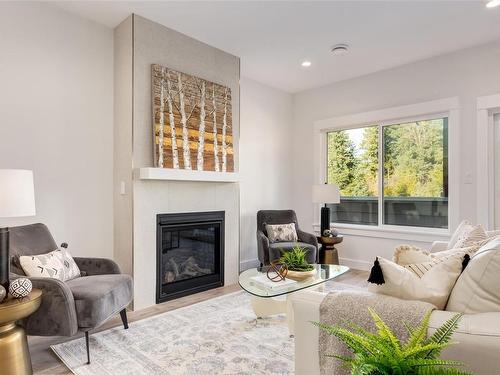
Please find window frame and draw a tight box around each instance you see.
[313,98,460,241]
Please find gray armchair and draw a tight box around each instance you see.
[9,223,133,365]
[256,210,318,266]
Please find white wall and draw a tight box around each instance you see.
[0,3,114,258]
[239,78,294,268]
[292,40,500,269]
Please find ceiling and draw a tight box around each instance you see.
[50,1,500,93]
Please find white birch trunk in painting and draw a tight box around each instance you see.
[158,69,165,168]
[212,83,220,172]
[221,87,229,172]
[196,80,206,171]
[166,72,179,169]
[178,72,191,170]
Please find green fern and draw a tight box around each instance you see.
[279,244,314,271]
[312,309,471,375]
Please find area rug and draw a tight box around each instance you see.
[52,281,360,374]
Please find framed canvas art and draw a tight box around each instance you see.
[152,64,234,172]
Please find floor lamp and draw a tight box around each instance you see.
[312,184,340,237]
[0,170,36,290]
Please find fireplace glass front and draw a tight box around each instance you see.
[156,211,224,303]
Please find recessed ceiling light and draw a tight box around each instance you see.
[331,43,349,55]
[486,0,500,7]
[301,60,312,67]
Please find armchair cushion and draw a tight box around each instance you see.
[66,274,133,329]
[268,242,317,264]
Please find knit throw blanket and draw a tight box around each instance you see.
[319,290,435,375]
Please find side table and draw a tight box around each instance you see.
[0,288,42,375]
[317,235,343,265]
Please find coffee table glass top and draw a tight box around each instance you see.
[238,264,349,298]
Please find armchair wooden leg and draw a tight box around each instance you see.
[120,309,129,329]
[85,331,90,364]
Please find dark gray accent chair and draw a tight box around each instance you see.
[9,223,133,365]
[256,210,318,266]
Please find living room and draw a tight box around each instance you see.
[0,1,500,374]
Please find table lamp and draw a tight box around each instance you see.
[312,183,340,237]
[0,169,36,290]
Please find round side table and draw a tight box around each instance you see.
[0,288,42,375]
[318,235,343,265]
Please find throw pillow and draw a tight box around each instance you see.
[453,224,488,248]
[20,248,81,281]
[265,223,298,243]
[394,242,487,267]
[393,245,431,265]
[446,236,500,313]
[447,220,472,249]
[368,255,464,309]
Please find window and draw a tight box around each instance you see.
[326,117,448,229]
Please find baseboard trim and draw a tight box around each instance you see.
[240,258,260,271]
[339,257,371,271]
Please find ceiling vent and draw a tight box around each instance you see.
[331,44,349,55]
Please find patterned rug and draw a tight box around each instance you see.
[52,282,361,374]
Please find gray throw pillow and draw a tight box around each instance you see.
[265,223,298,243]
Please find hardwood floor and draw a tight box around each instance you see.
[29,269,368,375]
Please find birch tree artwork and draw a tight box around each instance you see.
[152,64,234,172]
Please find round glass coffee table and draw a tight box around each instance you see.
[238,264,349,335]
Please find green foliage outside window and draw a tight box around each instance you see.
[327,118,447,199]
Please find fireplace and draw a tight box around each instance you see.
[156,211,225,303]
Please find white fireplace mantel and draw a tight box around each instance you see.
[137,167,239,183]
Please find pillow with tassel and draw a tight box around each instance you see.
[367,253,468,309]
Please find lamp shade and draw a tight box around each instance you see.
[0,169,36,217]
[312,184,340,204]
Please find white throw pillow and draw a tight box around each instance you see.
[453,224,488,248]
[393,245,431,265]
[20,248,81,281]
[447,220,472,249]
[446,237,500,313]
[393,243,482,266]
[368,255,464,309]
[265,223,298,243]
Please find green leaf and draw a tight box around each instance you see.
[313,307,468,375]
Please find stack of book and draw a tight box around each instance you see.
[250,273,297,291]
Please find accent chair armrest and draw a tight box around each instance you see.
[297,229,318,248]
[256,230,270,265]
[297,229,319,262]
[74,257,121,276]
[22,276,78,337]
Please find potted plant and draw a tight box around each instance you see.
[313,308,472,375]
[279,245,316,281]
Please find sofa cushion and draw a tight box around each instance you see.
[268,242,316,264]
[446,237,500,313]
[66,274,133,328]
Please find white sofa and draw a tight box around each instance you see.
[292,237,500,375]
